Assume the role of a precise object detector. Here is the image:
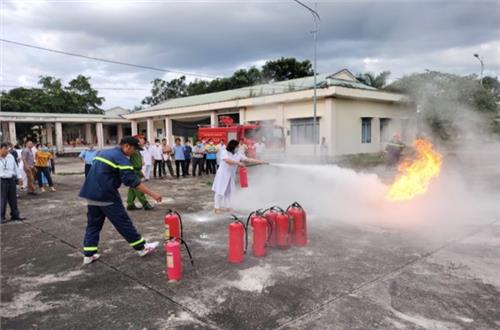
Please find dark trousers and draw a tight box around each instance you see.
[36,166,54,187]
[84,164,92,177]
[206,159,217,174]
[163,160,175,176]
[1,178,20,220]
[50,159,55,174]
[192,158,203,176]
[153,159,163,178]
[185,159,191,175]
[202,154,207,173]
[175,160,186,178]
[83,202,145,257]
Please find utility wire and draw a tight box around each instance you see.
[0,38,218,79]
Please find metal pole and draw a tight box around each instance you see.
[292,0,320,156]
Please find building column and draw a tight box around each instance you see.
[323,98,336,156]
[84,123,92,144]
[131,120,138,136]
[96,122,104,149]
[117,123,124,141]
[146,118,154,144]
[239,107,246,124]
[164,117,173,144]
[210,111,217,127]
[46,123,53,144]
[55,122,63,152]
[8,122,17,144]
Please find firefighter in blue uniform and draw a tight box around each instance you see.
[79,136,163,265]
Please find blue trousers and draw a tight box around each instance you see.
[83,202,145,256]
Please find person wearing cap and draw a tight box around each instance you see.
[79,136,162,265]
[126,135,154,211]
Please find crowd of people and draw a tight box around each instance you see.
[0,140,58,223]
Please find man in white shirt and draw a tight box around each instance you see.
[151,139,163,179]
[140,141,153,181]
[1,143,26,223]
[254,138,266,158]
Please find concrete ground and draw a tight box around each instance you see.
[1,157,499,329]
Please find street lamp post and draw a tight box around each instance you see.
[293,0,320,156]
[473,53,484,87]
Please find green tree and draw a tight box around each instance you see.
[142,76,187,106]
[355,71,391,89]
[0,75,104,114]
[261,57,313,82]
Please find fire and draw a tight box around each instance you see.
[387,139,442,201]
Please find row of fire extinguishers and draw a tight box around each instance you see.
[228,202,307,263]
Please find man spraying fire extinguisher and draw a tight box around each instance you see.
[212,139,267,213]
[79,136,163,265]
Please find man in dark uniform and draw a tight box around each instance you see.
[385,133,405,168]
[79,136,162,265]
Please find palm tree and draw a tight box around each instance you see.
[356,71,391,89]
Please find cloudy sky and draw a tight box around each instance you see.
[2,0,499,109]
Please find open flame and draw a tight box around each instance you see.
[387,138,443,201]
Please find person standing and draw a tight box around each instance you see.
[140,141,153,181]
[173,138,186,178]
[184,140,192,176]
[79,144,98,178]
[79,136,162,265]
[216,139,226,169]
[191,140,205,176]
[35,146,56,192]
[205,139,218,174]
[127,136,154,211]
[152,139,163,179]
[46,142,57,174]
[254,138,266,159]
[21,140,37,195]
[1,143,26,223]
[14,144,27,190]
[200,139,207,174]
[212,139,266,213]
[162,139,175,177]
[385,133,405,168]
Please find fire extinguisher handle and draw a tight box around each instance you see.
[178,238,194,266]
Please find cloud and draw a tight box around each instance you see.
[2,0,499,108]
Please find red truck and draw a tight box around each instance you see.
[197,116,285,157]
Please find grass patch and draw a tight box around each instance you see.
[334,152,385,169]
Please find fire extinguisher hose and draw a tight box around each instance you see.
[286,201,303,212]
[177,238,194,266]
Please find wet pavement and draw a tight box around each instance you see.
[1,158,499,329]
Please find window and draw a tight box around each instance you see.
[361,118,372,143]
[290,118,319,144]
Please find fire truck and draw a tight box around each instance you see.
[197,116,285,157]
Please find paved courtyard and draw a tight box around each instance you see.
[1,157,499,329]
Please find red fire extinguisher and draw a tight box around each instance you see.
[275,208,292,249]
[246,210,272,257]
[287,202,307,246]
[164,209,183,240]
[263,206,282,248]
[239,166,248,188]
[165,238,194,282]
[228,215,247,264]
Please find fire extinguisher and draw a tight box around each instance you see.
[228,215,247,264]
[275,208,292,249]
[263,206,283,248]
[286,202,307,246]
[165,237,194,282]
[239,166,248,188]
[246,210,272,257]
[164,209,183,240]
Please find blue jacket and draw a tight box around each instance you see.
[79,147,141,203]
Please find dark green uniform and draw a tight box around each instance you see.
[126,151,150,209]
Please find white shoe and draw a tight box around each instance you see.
[83,253,100,265]
[138,241,159,257]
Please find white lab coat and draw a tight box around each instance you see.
[141,147,153,166]
[216,143,226,165]
[212,150,246,197]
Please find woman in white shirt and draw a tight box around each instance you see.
[212,139,266,213]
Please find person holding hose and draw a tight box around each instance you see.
[212,139,266,213]
[79,136,162,265]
